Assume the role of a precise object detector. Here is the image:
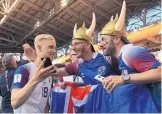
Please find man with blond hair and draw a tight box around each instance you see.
[11,34,57,113]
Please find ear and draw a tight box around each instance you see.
[88,42,91,49]
[11,59,14,67]
[114,36,120,44]
[11,58,17,68]
[37,44,42,52]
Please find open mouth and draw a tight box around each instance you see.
[101,47,106,51]
[50,53,55,56]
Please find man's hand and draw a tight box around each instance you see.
[60,81,68,90]
[23,43,36,62]
[102,75,124,93]
[32,59,58,84]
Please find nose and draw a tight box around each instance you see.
[72,45,76,51]
[99,41,104,50]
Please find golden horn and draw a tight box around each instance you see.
[115,13,118,20]
[86,12,96,37]
[115,0,126,32]
[110,16,114,21]
[73,23,77,36]
[82,22,86,27]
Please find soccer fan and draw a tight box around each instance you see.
[54,13,117,113]
[100,1,161,112]
[60,50,84,89]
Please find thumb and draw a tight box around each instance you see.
[24,49,28,56]
[38,58,46,70]
[23,43,30,49]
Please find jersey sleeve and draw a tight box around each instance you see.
[123,46,161,72]
[11,64,29,89]
[65,62,79,75]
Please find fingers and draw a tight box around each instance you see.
[109,84,116,93]
[44,64,55,71]
[23,43,28,48]
[49,68,56,73]
[106,81,114,92]
[102,77,111,87]
[23,44,29,55]
[24,48,28,56]
[23,43,31,49]
[102,76,116,93]
[45,65,58,76]
[51,73,59,77]
[38,58,46,70]
[102,78,111,89]
[60,82,67,90]
[23,43,35,53]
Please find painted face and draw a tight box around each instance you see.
[70,50,78,63]
[39,39,56,61]
[99,35,116,56]
[72,39,89,58]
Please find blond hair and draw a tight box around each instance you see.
[34,34,56,47]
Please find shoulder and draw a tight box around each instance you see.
[0,71,5,83]
[15,63,32,74]
[93,51,105,60]
[121,44,148,58]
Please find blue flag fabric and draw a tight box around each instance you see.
[50,84,158,113]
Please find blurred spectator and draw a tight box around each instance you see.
[0,59,4,74]
[0,54,17,113]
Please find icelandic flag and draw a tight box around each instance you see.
[50,83,159,113]
[50,83,97,113]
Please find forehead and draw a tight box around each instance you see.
[72,39,86,43]
[100,34,113,40]
[41,39,56,46]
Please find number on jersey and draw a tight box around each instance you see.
[42,87,48,97]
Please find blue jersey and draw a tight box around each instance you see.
[0,67,15,113]
[65,52,116,85]
[62,52,117,113]
[0,60,28,113]
[118,44,161,112]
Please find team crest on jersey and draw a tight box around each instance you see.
[98,66,106,75]
[14,74,22,83]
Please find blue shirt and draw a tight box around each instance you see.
[0,67,15,113]
[0,60,28,113]
[65,52,116,85]
[118,44,161,112]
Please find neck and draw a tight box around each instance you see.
[82,51,94,61]
[34,57,42,67]
[115,43,125,58]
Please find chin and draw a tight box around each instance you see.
[50,57,54,61]
[103,51,108,56]
[76,54,81,58]
[76,55,81,58]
